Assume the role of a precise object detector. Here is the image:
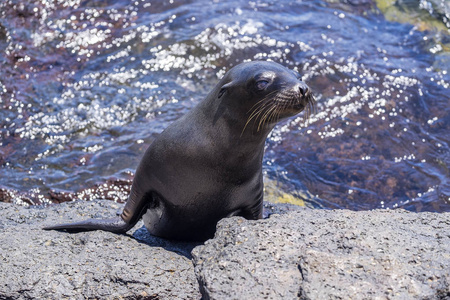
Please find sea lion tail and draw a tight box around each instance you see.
[43,216,133,234]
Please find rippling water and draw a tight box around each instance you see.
[0,0,448,212]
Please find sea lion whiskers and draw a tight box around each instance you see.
[304,98,311,124]
[246,90,279,115]
[259,88,297,131]
[241,101,272,136]
[311,95,317,113]
[257,105,277,132]
[247,90,287,134]
[250,88,306,134]
[241,91,279,136]
[242,82,297,135]
[303,93,316,124]
[273,88,316,125]
[247,96,277,125]
[271,92,290,125]
[268,103,281,128]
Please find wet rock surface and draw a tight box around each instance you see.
[193,209,450,300]
[1,200,449,299]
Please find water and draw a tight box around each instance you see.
[0,0,448,212]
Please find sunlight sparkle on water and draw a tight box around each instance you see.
[0,0,448,211]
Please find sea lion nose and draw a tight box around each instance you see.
[297,82,309,97]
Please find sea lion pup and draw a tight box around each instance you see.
[44,61,315,241]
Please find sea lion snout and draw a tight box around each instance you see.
[286,80,315,118]
[296,81,310,98]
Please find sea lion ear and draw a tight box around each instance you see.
[218,82,234,99]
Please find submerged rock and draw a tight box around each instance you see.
[1,200,449,299]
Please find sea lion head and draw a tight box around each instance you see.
[215,61,315,135]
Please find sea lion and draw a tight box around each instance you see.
[44,60,315,241]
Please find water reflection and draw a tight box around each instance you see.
[0,0,448,212]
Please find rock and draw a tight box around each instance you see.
[0,200,201,300]
[2,200,449,300]
[192,209,450,300]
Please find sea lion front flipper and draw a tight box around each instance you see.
[43,216,134,233]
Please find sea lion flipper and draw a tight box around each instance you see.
[43,188,151,234]
[43,216,133,234]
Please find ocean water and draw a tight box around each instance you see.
[0,0,449,212]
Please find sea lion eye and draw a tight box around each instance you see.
[256,80,269,90]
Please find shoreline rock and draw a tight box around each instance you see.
[193,209,450,299]
[0,200,449,299]
[0,200,201,300]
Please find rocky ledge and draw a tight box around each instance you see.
[0,200,449,299]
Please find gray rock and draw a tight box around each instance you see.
[0,200,201,300]
[2,200,449,300]
[192,209,450,300]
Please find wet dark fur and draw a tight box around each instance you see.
[44,61,315,242]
